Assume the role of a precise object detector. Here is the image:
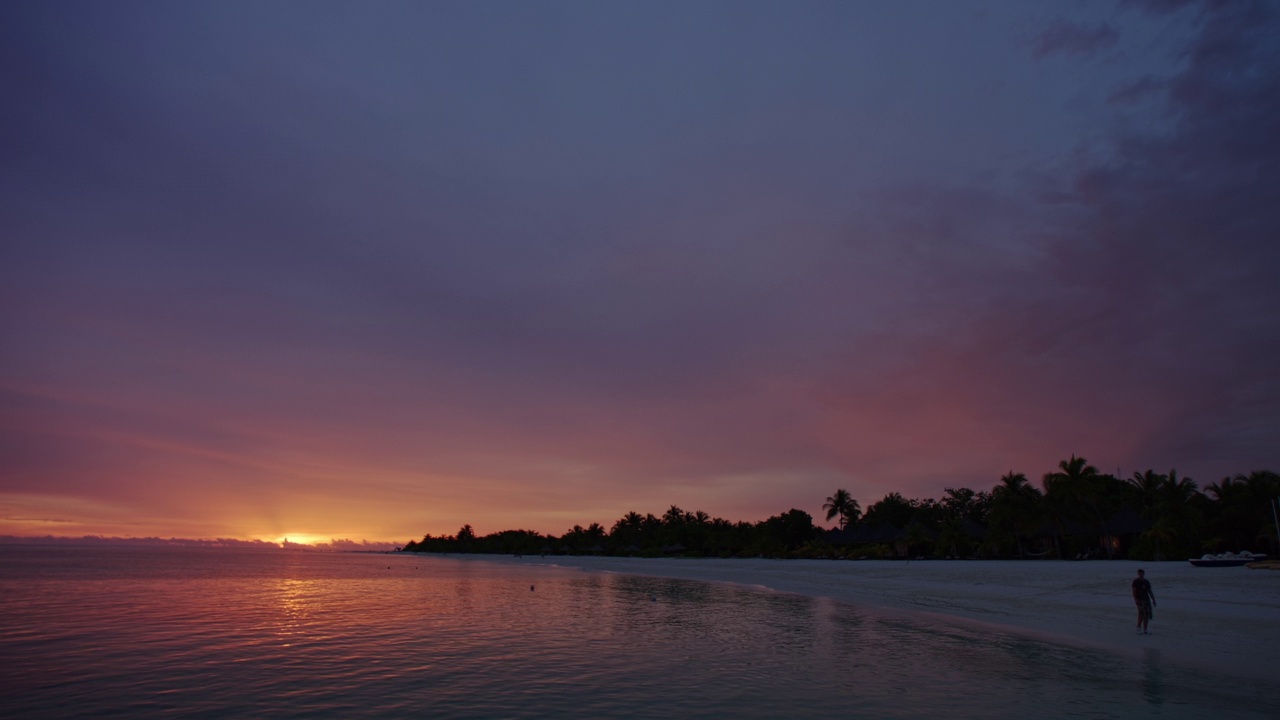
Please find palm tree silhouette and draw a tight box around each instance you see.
[1208,471,1280,553]
[663,505,685,526]
[823,489,861,529]
[1129,470,1166,517]
[989,472,1041,557]
[1044,455,1112,558]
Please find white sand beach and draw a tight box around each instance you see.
[499,556,1280,682]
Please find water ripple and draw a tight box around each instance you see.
[3,547,1277,719]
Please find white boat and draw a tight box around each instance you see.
[1188,551,1267,567]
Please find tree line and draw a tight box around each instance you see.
[402,458,1280,561]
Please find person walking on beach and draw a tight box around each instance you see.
[1132,569,1156,634]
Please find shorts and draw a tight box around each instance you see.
[1138,601,1153,621]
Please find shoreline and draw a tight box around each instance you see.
[418,553,1280,682]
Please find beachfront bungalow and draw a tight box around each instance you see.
[1031,507,1148,559]
[1099,507,1149,558]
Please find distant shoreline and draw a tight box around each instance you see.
[0,535,402,552]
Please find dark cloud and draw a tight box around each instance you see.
[1033,21,1121,59]
[789,0,1280,492]
[1122,0,1199,16]
[1021,0,1280,474]
[1107,75,1167,105]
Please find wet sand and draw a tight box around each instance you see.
[496,555,1280,682]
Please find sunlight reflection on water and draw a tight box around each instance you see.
[1,547,1275,719]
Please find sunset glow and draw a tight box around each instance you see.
[2,1,1278,544]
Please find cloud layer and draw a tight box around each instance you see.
[2,1,1277,540]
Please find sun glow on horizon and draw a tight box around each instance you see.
[272,533,329,547]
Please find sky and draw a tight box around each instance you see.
[2,0,1278,545]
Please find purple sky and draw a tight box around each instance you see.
[2,0,1278,543]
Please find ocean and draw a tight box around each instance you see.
[0,545,1272,719]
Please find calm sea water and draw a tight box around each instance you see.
[0,546,1272,719]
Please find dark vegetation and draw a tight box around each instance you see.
[403,459,1280,561]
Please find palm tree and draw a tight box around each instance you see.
[1044,455,1100,496]
[1129,470,1167,518]
[1158,470,1202,559]
[997,471,1031,493]
[823,489,861,529]
[661,505,687,549]
[1044,455,1113,558]
[663,505,686,526]
[1208,471,1280,553]
[989,472,1041,557]
[456,524,476,551]
[586,522,606,542]
[1205,475,1237,502]
[1162,470,1199,507]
